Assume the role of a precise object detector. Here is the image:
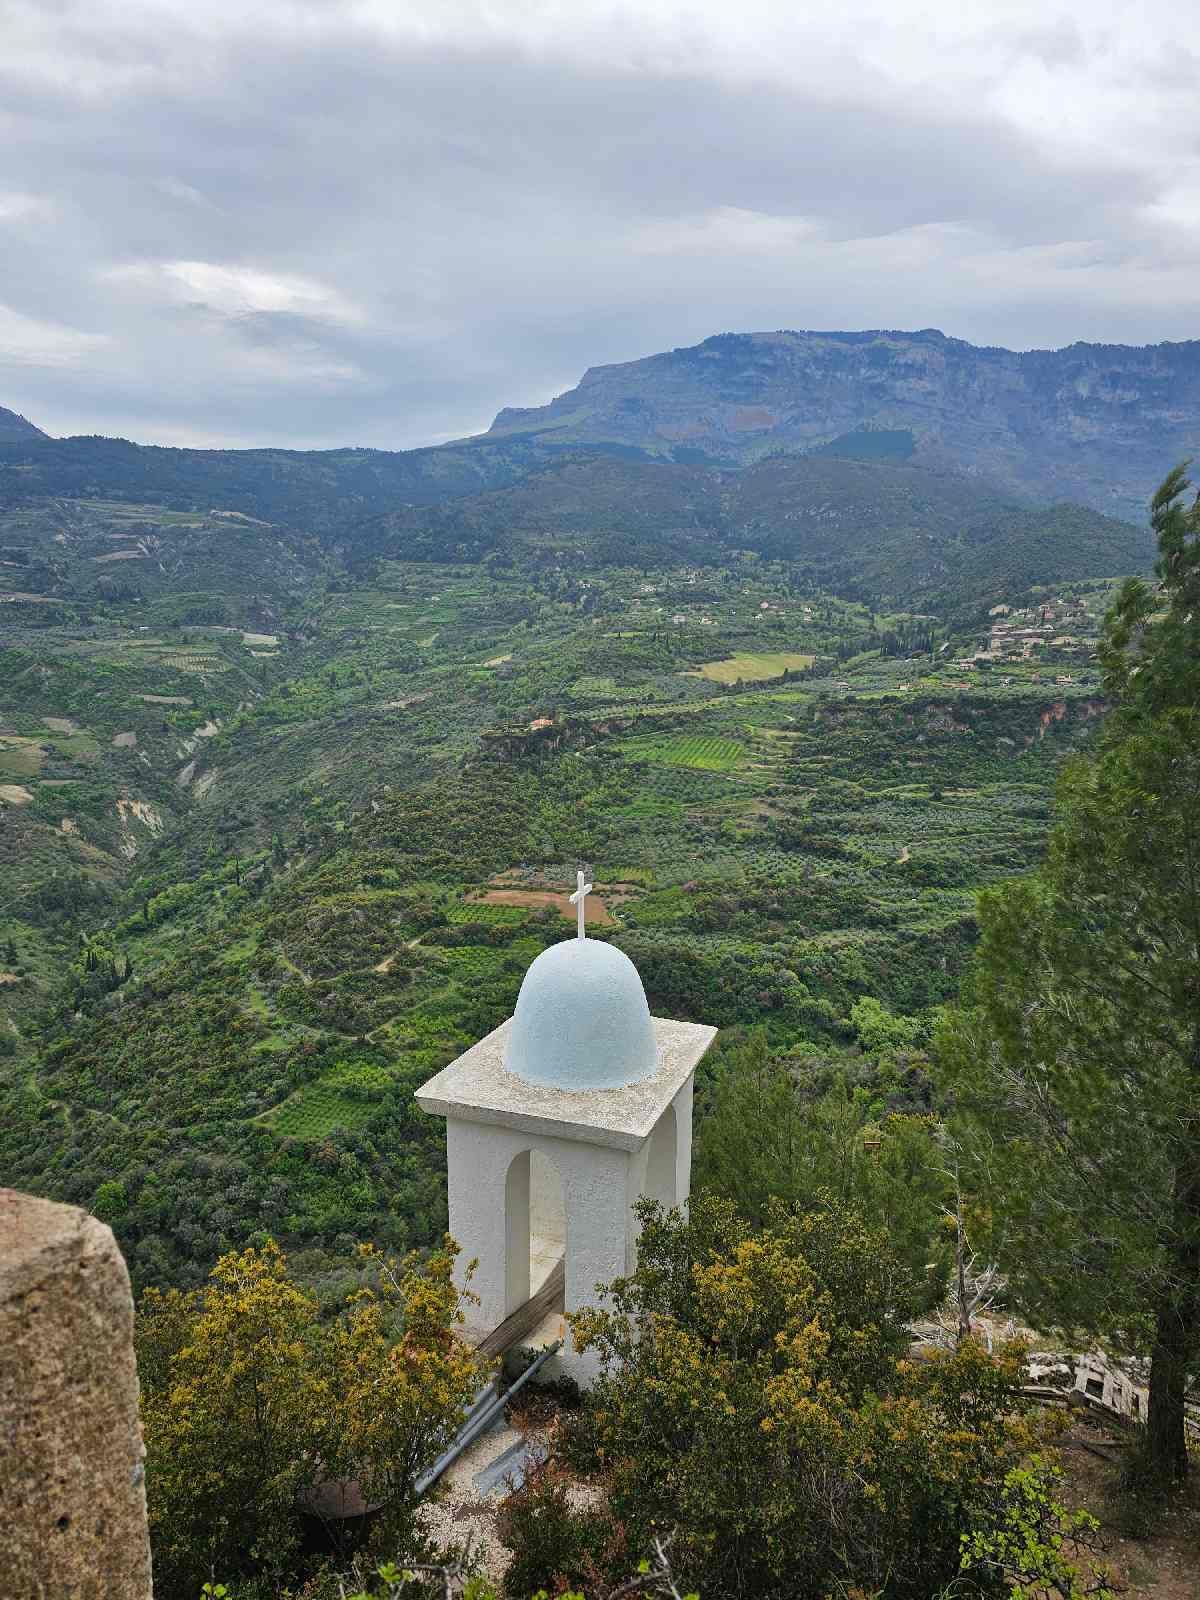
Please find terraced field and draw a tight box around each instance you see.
[160,654,230,673]
[620,733,745,770]
[266,1083,378,1138]
[445,901,531,925]
[261,1061,394,1139]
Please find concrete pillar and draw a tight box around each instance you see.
[445,1118,512,1338]
[672,1076,694,1206]
[561,1144,634,1384]
[0,1189,152,1600]
[505,1147,531,1314]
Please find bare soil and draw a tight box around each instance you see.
[471,889,615,926]
[1057,1421,1199,1600]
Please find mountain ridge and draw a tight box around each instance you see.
[0,405,47,443]
[483,327,1200,520]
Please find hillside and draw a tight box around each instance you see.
[484,328,1200,520]
[1,534,1117,1290]
[0,687,1106,1290]
[369,451,1153,608]
[1,424,1152,610]
[0,405,46,443]
[0,427,593,531]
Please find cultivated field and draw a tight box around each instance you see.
[469,889,615,925]
[620,733,744,770]
[692,651,815,683]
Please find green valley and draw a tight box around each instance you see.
[0,455,1125,1291]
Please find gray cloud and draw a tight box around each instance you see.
[0,0,1197,447]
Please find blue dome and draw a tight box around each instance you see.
[505,939,658,1090]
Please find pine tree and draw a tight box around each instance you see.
[938,721,1200,1482]
[938,464,1200,1484]
[1099,462,1200,718]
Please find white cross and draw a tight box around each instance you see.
[569,868,593,940]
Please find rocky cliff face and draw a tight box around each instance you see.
[486,329,1200,521]
[0,406,47,443]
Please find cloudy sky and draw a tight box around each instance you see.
[2,0,1198,448]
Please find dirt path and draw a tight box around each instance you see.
[277,953,313,986]
[1058,1422,1199,1600]
[373,937,421,974]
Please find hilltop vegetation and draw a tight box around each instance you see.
[0,404,45,443]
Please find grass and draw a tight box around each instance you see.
[692,652,815,684]
[0,739,45,779]
[620,734,745,771]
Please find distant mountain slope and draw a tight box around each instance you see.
[0,405,47,443]
[0,330,1163,607]
[370,451,1153,608]
[484,328,1200,520]
[0,430,597,532]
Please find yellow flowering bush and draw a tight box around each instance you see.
[550,1195,1086,1600]
[137,1240,482,1600]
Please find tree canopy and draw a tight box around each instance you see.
[519,1193,1104,1600]
[694,1040,951,1305]
[938,463,1200,1482]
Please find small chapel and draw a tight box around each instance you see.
[416,873,716,1384]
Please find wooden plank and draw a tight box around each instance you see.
[477,1258,565,1359]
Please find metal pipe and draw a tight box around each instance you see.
[414,1339,563,1496]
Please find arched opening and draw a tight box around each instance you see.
[529,1148,566,1296]
[505,1148,566,1315]
[645,1104,677,1213]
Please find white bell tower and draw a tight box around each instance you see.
[416,921,715,1386]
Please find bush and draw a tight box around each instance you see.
[563,1192,1075,1600]
[137,1240,482,1600]
[496,1463,618,1598]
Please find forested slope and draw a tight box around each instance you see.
[363,451,1153,607]
[0,688,1103,1292]
[1,402,1154,609]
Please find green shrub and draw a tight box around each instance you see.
[497,1464,623,1599]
